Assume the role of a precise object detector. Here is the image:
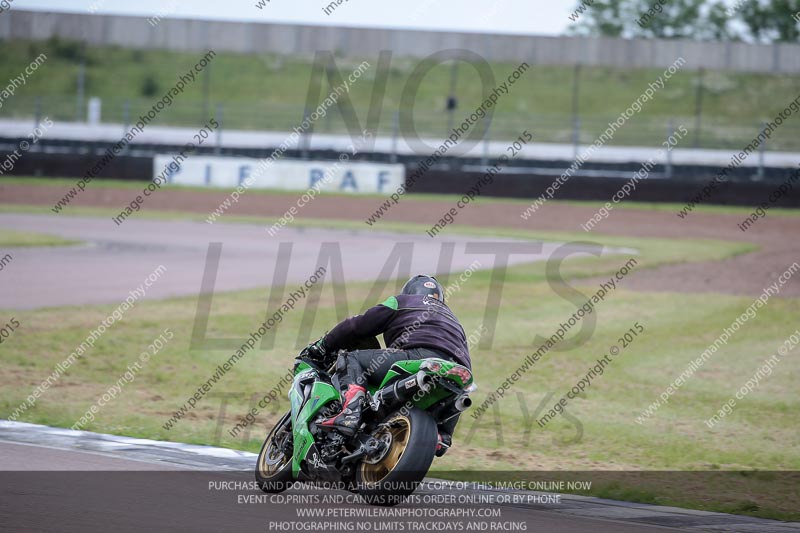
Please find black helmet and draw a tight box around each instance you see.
[401,275,444,303]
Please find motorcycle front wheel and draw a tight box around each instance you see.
[356,408,437,506]
[255,411,294,493]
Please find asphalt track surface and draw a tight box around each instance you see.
[0,213,617,310]
[2,423,799,533]
[0,442,685,533]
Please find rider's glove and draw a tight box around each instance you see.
[303,337,328,362]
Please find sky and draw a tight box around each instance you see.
[17,0,578,36]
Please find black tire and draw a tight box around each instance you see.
[355,408,438,506]
[255,411,294,493]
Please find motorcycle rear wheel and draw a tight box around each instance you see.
[356,408,437,506]
[255,411,294,493]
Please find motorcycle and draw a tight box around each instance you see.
[255,337,475,505]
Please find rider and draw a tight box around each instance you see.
[305,274,471,453]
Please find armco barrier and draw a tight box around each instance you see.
[409,169,800,208]
[0,151,152,182]
[2,151,797,208]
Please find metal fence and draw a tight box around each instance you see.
[2,95,798,156]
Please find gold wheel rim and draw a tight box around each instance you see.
[258,421,290,478]
[359,415,411,484]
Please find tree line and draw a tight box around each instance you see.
[570,0,799,43]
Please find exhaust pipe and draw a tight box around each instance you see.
[436,395,472,424]
[454,395,472,412]
[374,371,434,410]
[416,371,434,393]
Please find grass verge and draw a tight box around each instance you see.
[1,210,795,518]
[0,228,82,247]
[2,39,800,150]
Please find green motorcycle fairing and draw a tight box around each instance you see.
[289,364,339,477]
[375,358,473,410]
[288,357,474,478]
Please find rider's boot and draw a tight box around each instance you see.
[318,384,366,436]
[435,432,452,457]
